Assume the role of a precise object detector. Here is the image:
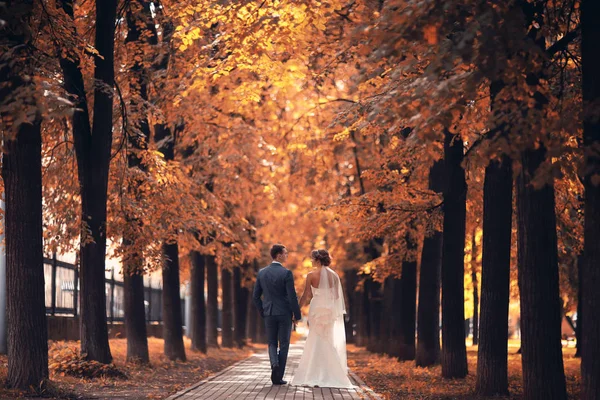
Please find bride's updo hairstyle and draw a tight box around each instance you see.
[311,249,332,266]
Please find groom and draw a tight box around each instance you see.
[253,244,302,385]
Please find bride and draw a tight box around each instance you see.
[291,249,354,389]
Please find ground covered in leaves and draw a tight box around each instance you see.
[347,342,581,399]
[0,337,261,399]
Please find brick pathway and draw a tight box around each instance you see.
[165,341,382,400]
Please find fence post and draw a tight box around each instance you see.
[73,254,79,317]
[51,252,57,316]
[110,269,115,323]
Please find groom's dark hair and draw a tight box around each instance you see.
[270,244,286,259]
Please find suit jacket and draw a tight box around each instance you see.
[253,262,302,321]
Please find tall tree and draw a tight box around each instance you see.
[344,269,358,344]
[0,0,49,388]
[77,0,118,364]
[581,0,600,397]
[515,3,567,398]
[440,130,468,379]
[190,251,207,353]
[206,255,219,347]
[475,157,512,394]
[475,78,513,395]
[416,160,444,368]
[221,266,234,348]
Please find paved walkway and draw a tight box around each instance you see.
[166,341,382,400]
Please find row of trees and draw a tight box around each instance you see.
[325,1,598,399]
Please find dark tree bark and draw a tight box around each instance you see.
[123,270,149,363]
[121,0,159,364]
[380,276,394,352]
[72,0,118,364]
[190,251,207,353]
[399,263,417,360]
[398,234,418,360]
[206,255,220,347]
[233,266,248,348]
[247,289,258,343]
[162,243,186,361]
[221,267,234,348]
[2,121,49,389]
[367,279,383,354]
[416,160,444,368]
[386,277,403,358]
[475,155,513,395]
[343,269,358,344]
[1,10,49,384]
[356,279,370,347]
[441,130,468,379]
[516,146,567,400]
[581,2,600,397]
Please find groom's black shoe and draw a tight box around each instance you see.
[271,365,280,384]
[277,380,288,385]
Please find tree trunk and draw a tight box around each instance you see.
[247,288,258,343]
[356,279,370,347]
[399,258,417,360]
[76,0,119,364]
[190,251,207,353]
[1,18,49,384]
[387,277,404,358]
[416,160,444,368]
[162,242,186,361]
[344,269,358,344]
[380,276,394,354]
[233,266,247,348]
[206,255,219,347]
[221,267,234,348]
[476,155,513,395]
[121,0,159,364]
[516,146,567,400]
[367,279,382,353]
[471,228,479,346]
[441,130,468,379]
[123,269,149,363]
[581,2,600,397]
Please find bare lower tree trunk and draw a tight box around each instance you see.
[344,269,358,344]
[233,266,247,348]
[380,276,394,354]
[206,255,219,347]
[123,269,149,363]
[1,18,49,383]
[221,267,234,348]
[581,2,600,397]
[517,146,567,400]
[399,233,418,360]
[441,130,468,379]
[416,160,444,368]
[162,242,186,361]
[475,155,512,396]
[190,251,207,353]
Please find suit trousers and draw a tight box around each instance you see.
[264,314,292,376]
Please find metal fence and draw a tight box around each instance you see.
[43,254,169,323]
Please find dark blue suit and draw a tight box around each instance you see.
[253,262,301,379]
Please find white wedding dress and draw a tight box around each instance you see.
[291,267,354,389]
